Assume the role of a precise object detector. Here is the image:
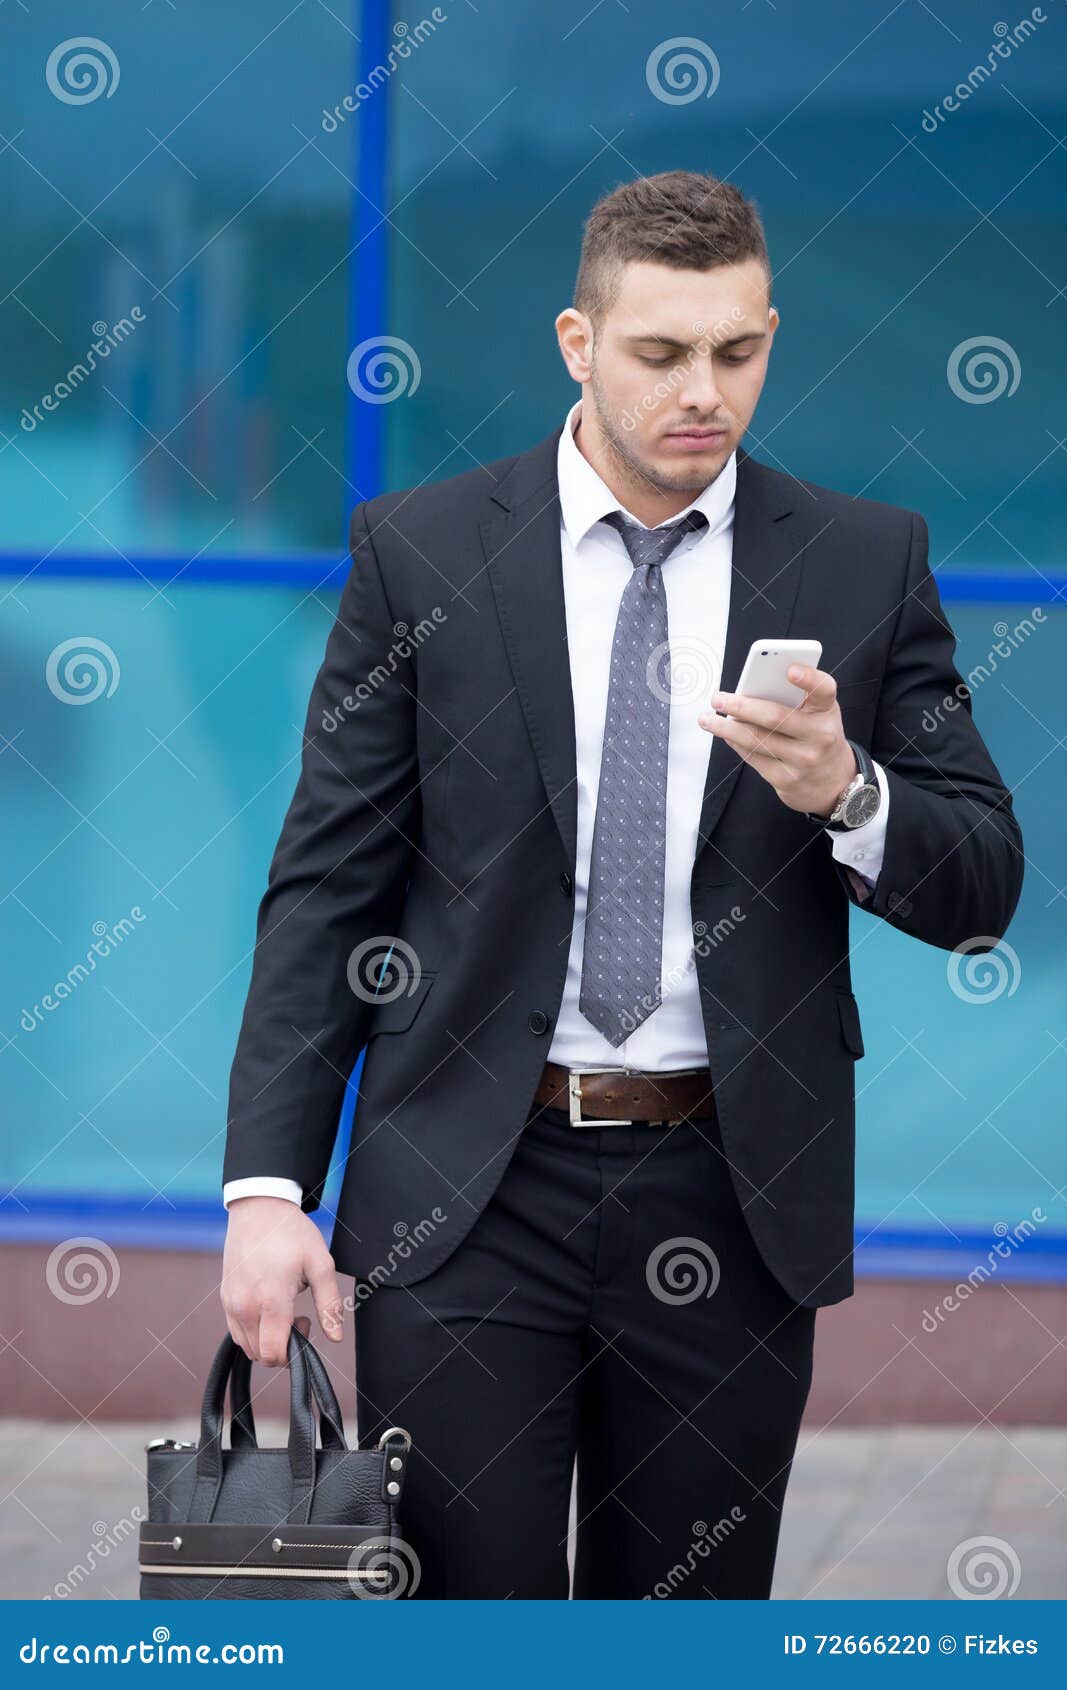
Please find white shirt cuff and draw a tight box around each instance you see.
[827,758,890,887]
[223,1177,303,1208]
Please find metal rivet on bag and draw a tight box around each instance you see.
[271,1538,283,1553]
[389,1456,403,1471]
[172,1536,182,1551]
[386,1481,400,1496]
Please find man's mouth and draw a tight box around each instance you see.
[663,426,729,449]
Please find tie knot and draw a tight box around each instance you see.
[601,507,708,570]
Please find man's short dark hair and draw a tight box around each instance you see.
[573,169,772,327]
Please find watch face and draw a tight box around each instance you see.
[843,782,880,827]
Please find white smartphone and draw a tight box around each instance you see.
[733,638,823,709]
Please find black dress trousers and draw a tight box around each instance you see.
[354,1100,816,1599]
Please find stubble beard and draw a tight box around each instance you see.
[586,359,723,504]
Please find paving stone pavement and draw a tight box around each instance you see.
[1,1421,1063,1600]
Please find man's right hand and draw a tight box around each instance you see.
[221,1197,345,1366]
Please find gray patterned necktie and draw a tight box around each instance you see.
[579,507,709,1047]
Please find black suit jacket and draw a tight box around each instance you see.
[223,424,1023,1307]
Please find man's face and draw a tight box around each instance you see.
[565,257,776,499]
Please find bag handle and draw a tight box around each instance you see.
[226,1349,257,1450]
[228,1338,346,1452]
[188,1330,349,1524]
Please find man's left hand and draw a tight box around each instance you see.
[697,665,857,818]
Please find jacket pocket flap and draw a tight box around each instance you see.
[836,990,865,1058]
[366,971,437,1036]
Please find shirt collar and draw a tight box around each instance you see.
[557,397,737,551]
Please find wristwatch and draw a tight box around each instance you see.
[810,740,881,832]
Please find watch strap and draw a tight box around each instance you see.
[807,740,877,831]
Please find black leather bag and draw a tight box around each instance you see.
[139,1329,412,1599]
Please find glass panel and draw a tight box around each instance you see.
[1,578,344,1206]
[384,0,1064,575]
[2,1,359,558]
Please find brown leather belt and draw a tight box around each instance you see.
[533,1060,714,1127]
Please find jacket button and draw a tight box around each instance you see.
[560,871,573,897]
[528,1010,549,1035]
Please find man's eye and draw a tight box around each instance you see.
[638,355,675,367]
[721,353,754,365]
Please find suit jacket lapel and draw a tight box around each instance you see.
[693,447,810,863]
[481,424,579,873]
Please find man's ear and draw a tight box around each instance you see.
[556,307,594,382]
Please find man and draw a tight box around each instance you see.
[221,170,1023,1598]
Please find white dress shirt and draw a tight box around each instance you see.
[223,400,889,1206]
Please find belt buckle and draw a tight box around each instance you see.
[567,1067,632,1129]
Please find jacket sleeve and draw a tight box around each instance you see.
[836,511,1024,952]
[222,501,420,1210]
